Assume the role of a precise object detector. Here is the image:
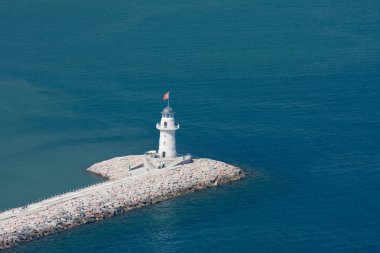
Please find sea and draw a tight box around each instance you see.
[0,0,379,252]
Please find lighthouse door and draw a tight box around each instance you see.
[162,152,166,158]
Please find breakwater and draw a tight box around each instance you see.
[0,156,244,250]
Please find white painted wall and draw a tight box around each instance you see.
[157,114,179,158]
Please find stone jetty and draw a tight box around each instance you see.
[0,155,244,250]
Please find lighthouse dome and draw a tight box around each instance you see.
[162,106,174,114]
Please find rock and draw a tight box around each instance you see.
[0,156,244,250]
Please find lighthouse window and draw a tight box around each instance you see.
[164,122,167,128]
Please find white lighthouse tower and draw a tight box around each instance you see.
[156,93,179,159]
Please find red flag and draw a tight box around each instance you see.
[163,91,169,101]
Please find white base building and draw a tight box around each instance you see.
[140,104,192,171]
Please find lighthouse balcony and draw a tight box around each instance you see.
[156,123,180,130]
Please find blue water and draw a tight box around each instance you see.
[1,0,380,252]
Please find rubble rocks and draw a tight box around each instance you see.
[0,157,244,250]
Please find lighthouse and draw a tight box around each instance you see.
[156,92,179,158]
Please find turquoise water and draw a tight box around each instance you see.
[1,0,380,252]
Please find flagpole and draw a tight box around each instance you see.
[168,92,170,107]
